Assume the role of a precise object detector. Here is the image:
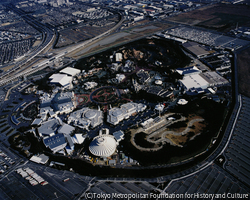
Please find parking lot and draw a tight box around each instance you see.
[166,26,250,50]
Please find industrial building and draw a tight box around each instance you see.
[49,74,73,89]
[49,67,80,89]
[179,70,229,93]
[107,102,146,125]
[179,74,209,91]
[182,42,211,58]
[59,67,81,77]
[68,107,103,129]
[199,71,229,87]
[176,66,201,77]
[30,154,49,165]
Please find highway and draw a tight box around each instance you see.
[0,4,56,86]
[0,7,124,86]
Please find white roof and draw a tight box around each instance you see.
[30,154,49,164]
[155,80,162,85]
[177,99,188,105]
[50,74,72,86]
[72,134,86,144]
[60,67,80,76]
[31,118,43,126]
[68,107,103,129]
[58,124,75,135]
[115,53,123,62]
[85,110,97,119]
[89,135,117,157]
[180,74,209,90]
[155,104,164,111]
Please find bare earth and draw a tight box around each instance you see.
[168,4,250,32]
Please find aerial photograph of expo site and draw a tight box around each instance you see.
[0,0,250,199]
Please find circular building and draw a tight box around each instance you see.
[155,104,164,112]
[155,80,163,85]
[89,134,117,157]
[177,99,188,105]
[84,110,97,119]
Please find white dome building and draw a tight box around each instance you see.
[155,104,164,112]
[89,129,117,157]
[155,80,163,85]
[177,99,188,105]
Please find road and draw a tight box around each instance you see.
[0,8,124,86]
[0,4,56,86]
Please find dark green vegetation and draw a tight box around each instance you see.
[75,38,190,72]
[22,102,38,119]
[134,132,159,149]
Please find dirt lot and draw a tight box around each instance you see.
[168,4,250,32]
[237,47,250,97]
[67,22,173,60]
[165,115,206,146]
[56,24,117,48]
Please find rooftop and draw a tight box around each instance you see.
[60,67,81,76]
[43,133,67,152]
[58,124,75,135]
[49,74,72,87]
[180,74,209,90]
[38,118,61,136]
[68,107,103,129]
[107,102,146,125]
[89,134,117,157]
[176,66,201,76]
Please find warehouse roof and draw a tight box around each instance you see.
[58,124,75,135]
[49,74,72,87]
[183,42,210,58]
[180,74,209,90]
[60,67,81,76]
[43,133,67,151]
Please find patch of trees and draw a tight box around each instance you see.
[134,132,155,149]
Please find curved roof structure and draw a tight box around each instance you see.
[155,80,163,85]
[68,107,103,129]
[85,110,97,119]
[178,99,188,105]
[89,135,117,157]
[155,104,164,111]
